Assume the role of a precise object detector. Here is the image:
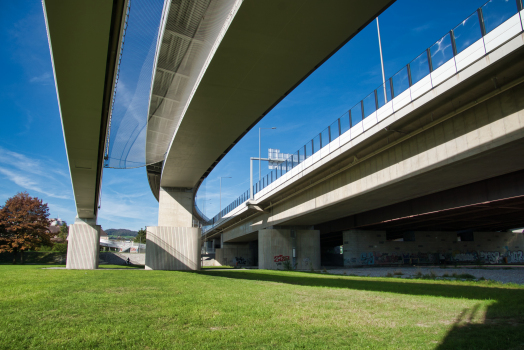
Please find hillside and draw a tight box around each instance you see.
[105,229,138,237]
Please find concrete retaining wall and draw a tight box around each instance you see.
[216,243,254,266]
[99,252,145,265]
[343,230,524,266]
[259,229,320,270]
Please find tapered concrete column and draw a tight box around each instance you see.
[157,187,193,227]
[146,187,201,270]
[258,228,320,270]
[66,222,100,269]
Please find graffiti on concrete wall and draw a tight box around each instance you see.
[505,250,524,263]
[274,255,290,263]
[360,252,374,265]
[233,256,247,265]
[345,249,524,266]
[480,251,499,264]
[303,257,311,267]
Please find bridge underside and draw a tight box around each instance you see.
[215,33,524,250]
[317,169,524,244]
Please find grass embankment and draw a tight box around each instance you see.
[0,266,523,349]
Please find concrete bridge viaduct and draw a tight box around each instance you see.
[45,0,524,269]
[207,23,524,269]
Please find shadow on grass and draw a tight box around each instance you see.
[195,270,524,349]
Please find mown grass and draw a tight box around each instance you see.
[0,266,523,349]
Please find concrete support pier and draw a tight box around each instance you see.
[146,187,201,270]
[258,228,320,270]
[145,226,201,270]
[66,221,100,269]
[215,242,256,267]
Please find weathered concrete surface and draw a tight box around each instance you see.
[343,230,524,266]
[145,227,201,270]
[215,243,254,267]
[66,223,100,270]
[259,229,320,270]
[157,187,193,227]
[223,81,524,242]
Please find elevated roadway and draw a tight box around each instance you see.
[45,0,128,269]
[144,0,395,270]
[204,10,524,268]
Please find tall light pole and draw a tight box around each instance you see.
[259,127,276,181]
[219,176,231,215]
[376,17,387,104]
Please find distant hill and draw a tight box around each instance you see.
[105,229,138,237]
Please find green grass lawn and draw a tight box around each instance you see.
[0,266,523,349]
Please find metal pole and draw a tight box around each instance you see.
[258,128,261,181]
[258,127,276,181]
[250,158,253,199]
[376,17,387,104]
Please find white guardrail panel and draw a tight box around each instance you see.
[455,38,486,71]
[430,58,457,87]
[340,128,352,145]
[319,143,330,159]
[362,112,377,131]
[392,89,412,112]
[351,120,364,138]
[377,101,393,122]
[328,135,341,154]
[410,75,432,101]
[484,13,522,53]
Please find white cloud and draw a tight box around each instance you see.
[29,72,52,84]
[0,147,72,200]
[0,167,70,199]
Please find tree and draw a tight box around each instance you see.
[52,222,69,254]
[134,228,147,243]
[58,222,68,242]
[0,192,52,264]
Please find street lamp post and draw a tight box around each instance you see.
[259,127,276,181]
[376,17,387,104]
[220,176,232,216]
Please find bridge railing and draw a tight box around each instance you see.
[201,0,524,234]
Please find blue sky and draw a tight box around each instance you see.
[0,0,489,230]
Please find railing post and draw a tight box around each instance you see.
[389,77,394,99]
[250,157,253,199]
[337,118,341,136]
[517,0,523,12]
[450,30,457,57]
[328,126,331,143]
[348,110,352,128]
[477,8,486,37]
[427,48,433,72]
[304,145,307,159]
[374,89,379,109]
[311,139,314,154]
[360,100,365,119]
[319,132,322,149]
[407,64,412,87]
